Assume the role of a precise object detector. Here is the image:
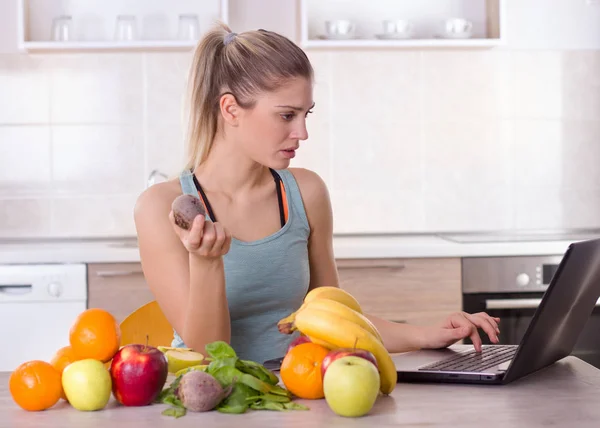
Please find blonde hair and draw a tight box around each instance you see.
[183,22,314,171]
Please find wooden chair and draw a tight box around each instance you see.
[119,300,174,348]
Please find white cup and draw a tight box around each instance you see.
[325,20,355,37]
[442,18,473,38]
[114,15,137,41]
[382,20,413,37]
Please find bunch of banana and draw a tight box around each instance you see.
[277,287,397,395]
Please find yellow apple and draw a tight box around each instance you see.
[62,359,112,411]
[323,355,380,417]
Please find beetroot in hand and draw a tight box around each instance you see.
[172,194,206,230]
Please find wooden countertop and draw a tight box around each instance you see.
[3,355,600,427]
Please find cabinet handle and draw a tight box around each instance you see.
[341,263,405,270]
[96,270,141,278]
[486,298,600,310]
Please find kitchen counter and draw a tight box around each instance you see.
[3,355,600,427]
[0,231,597,264]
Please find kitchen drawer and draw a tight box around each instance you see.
[87,263,155,323]
[336,257,462,326]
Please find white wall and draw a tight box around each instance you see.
[0,0,599,237]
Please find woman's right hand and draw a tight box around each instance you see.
[169,212,232,258]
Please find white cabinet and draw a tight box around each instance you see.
[0,0,19,53]
[300,0,506,48]
[16,0,229,52]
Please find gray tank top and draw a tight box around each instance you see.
[172,168,310,363]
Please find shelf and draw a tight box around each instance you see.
[300,0,506,49]
[303,38,504,49]
[21,40,198,53]
[17,0,229,52]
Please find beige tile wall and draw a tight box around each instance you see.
[0,47,599,238]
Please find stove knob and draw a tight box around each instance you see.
[516,273,530,287]
[47,282,63,297]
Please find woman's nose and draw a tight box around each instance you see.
[292,122,309,141]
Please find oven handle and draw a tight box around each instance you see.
[486,298,600,310]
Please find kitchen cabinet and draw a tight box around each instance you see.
[0,0,19,53]
[337,257,462,326]
[87,263,155,323]
[300,0,506,49]
[16,0,228,52]
[87,257,461,327]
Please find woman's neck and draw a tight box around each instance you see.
[193,135,269,197]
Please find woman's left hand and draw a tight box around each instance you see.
[420,312,501,352]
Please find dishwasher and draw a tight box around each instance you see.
[0,264,88,372]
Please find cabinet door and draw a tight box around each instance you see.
[87,263,155,323]
[0,0,19,53]
[336,258,462,326]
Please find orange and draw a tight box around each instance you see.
[69,308,121,363]
[280,342,330,399]
[50,346,79,400]
[9,360,62,411]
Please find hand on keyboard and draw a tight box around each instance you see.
[419,311,501,352]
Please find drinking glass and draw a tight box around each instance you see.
[177,14,200,40]
[114,15,137,41]
[51,15,72,42]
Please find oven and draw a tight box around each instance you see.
[461,255,600,369]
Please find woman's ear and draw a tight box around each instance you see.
[219,93,239,126]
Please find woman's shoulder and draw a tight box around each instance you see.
[286,167,331,205]
[134,178,182,225]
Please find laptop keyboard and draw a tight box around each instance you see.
[418,345,518,372]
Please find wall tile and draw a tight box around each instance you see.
[47,54,143,124]
[0,126,52,195]
[513,119,600,189]
[145,52,193,126]
[51,125,144,195]
[562,51,600,121]
[331,188,425,234]
[423,185,514,232]
[422,120,514,190]
[0,55,50,124]
[50,194,138,237]
[421,51,513,121]
[146,122,186,179]
[515,187,600,230]
[513,51,563,119]
[331,120,421,192]
[0,198,52,237]
[330,51,421,124]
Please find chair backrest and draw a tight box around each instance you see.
[119,300,174,348]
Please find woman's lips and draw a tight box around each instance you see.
[281,148,297,158]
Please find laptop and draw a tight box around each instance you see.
[394,237,600,385]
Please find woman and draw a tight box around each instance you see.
[134,23,500,363]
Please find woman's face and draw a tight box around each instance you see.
[234,77,314,170]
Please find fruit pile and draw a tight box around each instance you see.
[9,307,307,417]
[277,286,397,418]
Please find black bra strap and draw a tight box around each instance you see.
[191,172,218,223]
[190,168,286,227]
[270,169,286,228]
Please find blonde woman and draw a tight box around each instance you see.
[134,23,500,363]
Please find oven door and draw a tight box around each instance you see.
[463,292,600,369]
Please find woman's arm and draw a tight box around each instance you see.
[292,168,500,353]
[134,182,232,352]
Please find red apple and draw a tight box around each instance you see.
[109,344,168,406]
[321,348,378,378]
[287,335,312,354]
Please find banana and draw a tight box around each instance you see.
[294,307,397,395]
[278,287,364,334]
[303,286,363,314]
[306,335,336,349]
[302,298,384,344]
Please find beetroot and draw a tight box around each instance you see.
[172,194,206,230]
[177,371,228,412]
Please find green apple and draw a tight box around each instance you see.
[323,355,380,417]
[62,359,112,411]
[163,349,205,374]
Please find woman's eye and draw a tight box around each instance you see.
[305,110,313,118]
[281,113,295,121]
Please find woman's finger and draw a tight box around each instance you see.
[198,221,216,256]
[210,222,226,255]
[466,313,499,343]
[186,215,205,251]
